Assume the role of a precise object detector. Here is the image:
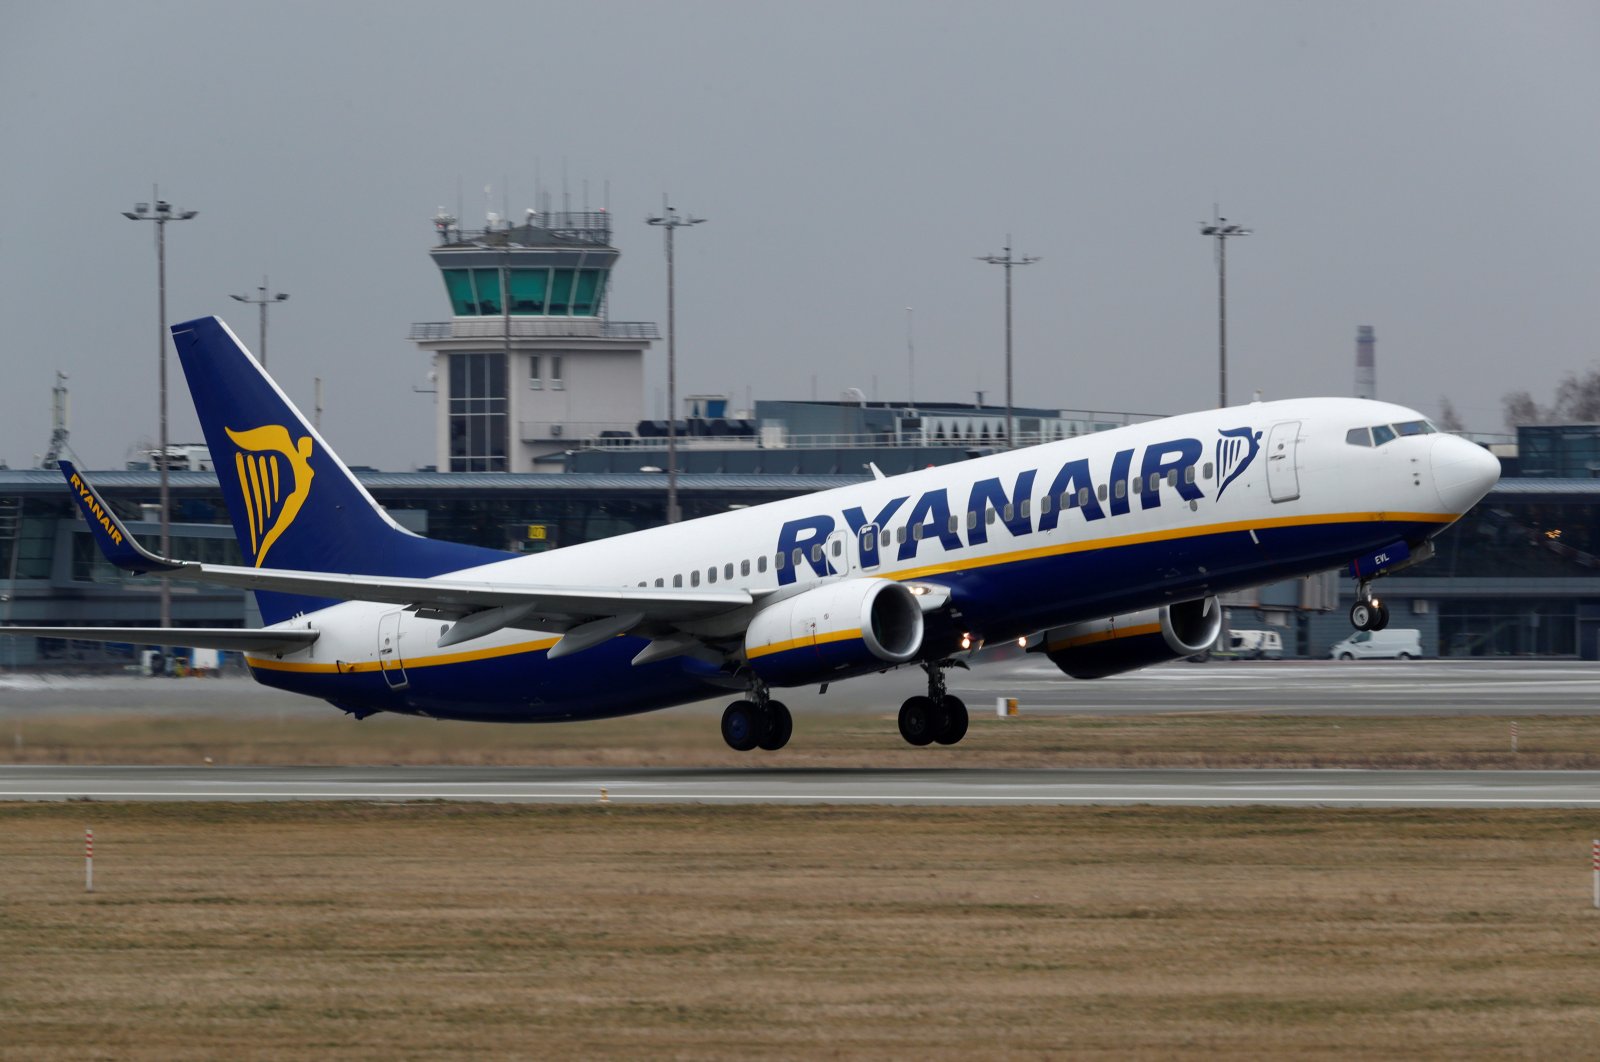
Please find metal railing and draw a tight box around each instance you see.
[410,320,660,341]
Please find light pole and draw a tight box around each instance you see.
[646,201,706,524]
[1199,213,1251,408]
[229,276,289,368]
[123,192,197,636]
[977,237,1039,449]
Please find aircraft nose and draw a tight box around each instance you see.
[1431,434,1500,513]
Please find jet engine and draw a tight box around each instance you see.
[744,578,924,686]
[1039,597,1222,679]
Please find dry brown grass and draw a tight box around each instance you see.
[2,803,1599,1059]
[5,709,1600,770]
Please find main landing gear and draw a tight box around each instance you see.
[898,660,969,747]
[721,686,792,752]
[1350,581,1391,632]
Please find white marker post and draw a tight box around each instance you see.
[1511,720,1519,754]
[994,697,1019,718]
[85,829,94,893]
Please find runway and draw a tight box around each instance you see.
[6,764,1600,806]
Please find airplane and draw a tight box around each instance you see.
[9,316,1500,750]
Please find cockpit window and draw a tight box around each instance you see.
[1371,424,1397,446]
[1345,427,1372,447]
[1394,420,1434,437]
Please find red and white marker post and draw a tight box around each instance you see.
[85,829,94,893]
[1592,839,1598,910]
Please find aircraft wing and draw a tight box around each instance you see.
[0,626,319,653]
[59,461,759,632]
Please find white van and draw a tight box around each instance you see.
[1329,628,1423,660]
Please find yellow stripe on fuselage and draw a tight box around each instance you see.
[246,636,561,674]
[890,510,1452,584]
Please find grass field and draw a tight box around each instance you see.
[3,803,1598,1058]
[5,708,1600,769]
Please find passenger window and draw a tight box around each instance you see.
[1059,491,1071,509]
[740,559,750,577]
[1114,481,1126,499]
[896,526,907,544]
[986,508,996,525]
[1098,484,1108,501]
[673,574,683,588]
[812,544,823,562]
[654,577,664,587]
[774,552,784,571]
[1202,462,1214,480]
[724,562,734,579]
[830,540,842,557]
[1184,466,1196,485]
[1372,424,1397,446]
[1040,495,1052,514]
[913,525,924,540]
[948,515,959,534]
[758,555,768,573]
[690,571,700,587]
[793,547,804,567]
[966,511,978,530]
[1166,470,1178,487]
[638,581,646,587]
[1020,499,1030,518]
[1003,503,1014,521]
[1148,473,1160,492]
[708,567,717,584]
[1078,487,1090,507]
[880,528,891,548]
[1346,427,1372,447]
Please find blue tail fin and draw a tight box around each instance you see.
[170,316,508,623]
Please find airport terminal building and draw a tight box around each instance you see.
[4,211,1594,664]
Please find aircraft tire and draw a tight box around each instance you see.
[898,696,938,746]
[1371,602,1391,632]
[1349,602,1373,631]
[933,695,969,746]
[758,700,793,751]
[721,701,762,752]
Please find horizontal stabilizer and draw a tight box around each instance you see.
[0,627,319,653]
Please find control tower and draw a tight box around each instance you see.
[410,210,660,472]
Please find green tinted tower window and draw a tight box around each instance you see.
[547,269,575,315]
[509,269,549,314]
[442,269,477,316]
[572,269,603,316]
[471,269,502,315]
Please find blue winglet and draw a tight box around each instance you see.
[58,460,181,575]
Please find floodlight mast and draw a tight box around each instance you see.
[646,201,706,524]
[229,275,290,368]
[1199,213,1252,408]
[122,190,197,641]
[977,238,1039,449]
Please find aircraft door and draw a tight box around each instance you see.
[378,610,409,690]
[1266,420,1301,503]
[857,523,881,572]
[825,529,851,577]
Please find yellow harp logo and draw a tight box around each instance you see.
[226,425,315,568]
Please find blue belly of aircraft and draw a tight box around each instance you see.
[252,516,1437,722]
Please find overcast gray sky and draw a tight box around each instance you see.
[2,0,1596,470]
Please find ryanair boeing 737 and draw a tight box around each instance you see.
[13,317,1500,750]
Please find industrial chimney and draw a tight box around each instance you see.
[1355,325,1376,400]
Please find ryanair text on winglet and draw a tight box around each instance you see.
[70,472,124,546]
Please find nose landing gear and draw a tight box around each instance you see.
[1350,582,1391,632]
[898,660,969,747]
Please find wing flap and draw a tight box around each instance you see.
[0,627,319,653]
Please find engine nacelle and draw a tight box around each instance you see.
[744,578,924,686]
[1040,597,1222,680]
